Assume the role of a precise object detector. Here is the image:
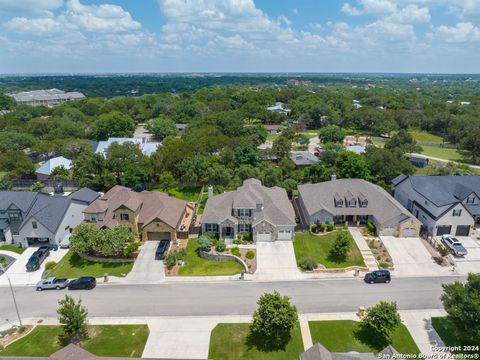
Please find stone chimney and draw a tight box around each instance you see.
[331,174,337,181]
[208,186,213,198]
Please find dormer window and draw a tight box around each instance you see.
[358,192,367,208]
[466,197,475,204]
[347,199,357,207]
[334,193,343,207]
[345,191,356,207]
[256,204,263,212]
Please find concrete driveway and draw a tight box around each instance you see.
[380,236,451,277]
[451,236,480,275]
[124,241,166,284]
[0,247,68,286]
[254,241,302,280]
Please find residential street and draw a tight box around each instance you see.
[0,276,461,327]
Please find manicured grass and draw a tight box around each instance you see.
[293,231,365,269]
[431,317,477,353]
[46,251,133,278]
[153,186,201,202]
[0,245,26,254]
[0,325,148,357]
[309,320,420,355]
[409,130,444,144]
[178,240,244,276]
[420,145,463,162]
[197,193,208,215]
[209,323,304,360]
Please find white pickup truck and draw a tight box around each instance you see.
[441,235,468,257]
[36,277,69,291]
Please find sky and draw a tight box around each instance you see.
[0,0,479,74]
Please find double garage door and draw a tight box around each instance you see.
[436,225,471,237]
[256,230,293,241]
[147,232,171,241]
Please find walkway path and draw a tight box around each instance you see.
[348,227,378,271]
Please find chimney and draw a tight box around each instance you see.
[208,186,213,198]
[331,174,337,181]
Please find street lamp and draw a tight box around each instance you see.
[0,264,23,327]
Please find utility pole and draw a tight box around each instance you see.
[0,264,22,327]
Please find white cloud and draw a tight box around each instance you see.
[386,4,430,23]
[0,0,63,15]
[292,8,299,15]
[5,17,64,35]
[342,0,397,16]
[341,3,362,16]
[429,22,480,43]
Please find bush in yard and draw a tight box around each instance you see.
[165,252,177,269]
[57,295,89,345]
[327,223,334,232]
[197,235,212,252]
[366,221,376,235]
[441,273,480,345]
[44,261,57,271]
[361,301,401,344]
[242,232,252,241]
[319,223,326,232]
[310,224,317,233]
[245,250,255,260]
[231,247,241,257]
[123,242,141,258]
[215,241,226,252]
[250,291,298,349]
[436,243,450,257]
[329,231,351,261]
[299,257,317,271]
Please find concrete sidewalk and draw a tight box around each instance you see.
[348,227,378,271]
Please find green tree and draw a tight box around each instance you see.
[361,301,401,344]
[106,142,149,182]
[318,125,346,144]
[234,143,258,166]
[72,151,114,190]
[335,151,370,180]
[0,93,16,110]
[272,136,292,159]
[250,291,298,349]
[385,129,422,154]
[69,223,100,256]
[329,231,351,261]
[57,295,89,345]
[365,146,415,182]
[91,111,135,140]
[460,129,480,164]
[158,171,178,191]
[50,165,71,180]
[441,273,480,345]
[147,116,177,140]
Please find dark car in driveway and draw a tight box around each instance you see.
[155,240,170,260]
[26,246,50,272]
[364,270,391,284]
[67,277,96,290]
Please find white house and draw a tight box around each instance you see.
[35,156,73,180]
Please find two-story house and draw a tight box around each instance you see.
[0,188,99,247]
[392,175,480,237]
[83,185,194,241]
[298,178,421,237]
[200,178,296,242]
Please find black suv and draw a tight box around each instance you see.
[364,270,391,284]
[155,240,170,260]
[68,277,96,290]
[25,246,50,272]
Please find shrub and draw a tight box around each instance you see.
[165,253,177,269]
[299,257,317,271]
[233,238,247,245]
[215,241,226,252]
[208,232,219,240]
[379,262,390,269]
[327,223,334,232]
[436,243,450,257]
[319,223,326,232]
[329,231,351,261]
[45,261,57,271]
[363,229,370,237]
[367,221,376,235]
[0,344,4,351]
[197,235,213,252]
[123,242,141,258]
[245,250,255,260]
[242,232,252,241]
[376,255,381,261]
[310,224,317,233]
[231,247,241,257]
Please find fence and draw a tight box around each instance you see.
[12,179,79,190]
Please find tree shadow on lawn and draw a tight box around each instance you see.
[69,253,128,270]
[326,253,347,265]
[353,324,389,352]
[246,330,291,353]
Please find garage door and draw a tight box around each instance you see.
[277,230,292,240]
[455,225,470,236]
[401,228,418,237]
[147,232,171,241]
[257,232,273,242]
[436,226,452,236]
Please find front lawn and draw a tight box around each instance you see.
[154,186,201,202]
[0,325,148,357]
[293,231,365,269]
[209,323,304,360]
[178,240,244,276]
[309,320,419,355]
[420,145,463,162]
[0,245,26,254]
[409,130,444,144]
[46,251,133,278]
[431,317,477,353]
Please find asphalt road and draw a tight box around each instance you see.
[0,276,461,324]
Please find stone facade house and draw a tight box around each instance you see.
[83,186,194,241]
[200,178,296,242]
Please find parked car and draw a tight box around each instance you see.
[36,277,69,291]
[441,235,468,257]
[155,240,170,260]
[59,236,70,249]
[25,246,50,272]
[67,277,96,290]
[364,270,391,284]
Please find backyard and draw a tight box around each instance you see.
[208,323,304,360]
[177,240,244,276]
[153,186,202,202]
[409,130,444,144]
[309,320,420,355]
[45,251,133,278]
[293,230,365,269]
[0,325,149,357]
[419,145,463,162]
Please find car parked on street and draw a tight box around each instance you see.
[25,246,50,272]
[441,234,468,257]
[36,277,69,291]
[364,270,391,284]
[67,276,96,290]
[155,240,170,260]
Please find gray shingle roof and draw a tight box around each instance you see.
[290,151,320,166]
[298,179,416,225]
[0,192,39,213]
[21,196,71,233]
[69,188,100,204]
[301,342,397,360]
[201,178,296,226]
